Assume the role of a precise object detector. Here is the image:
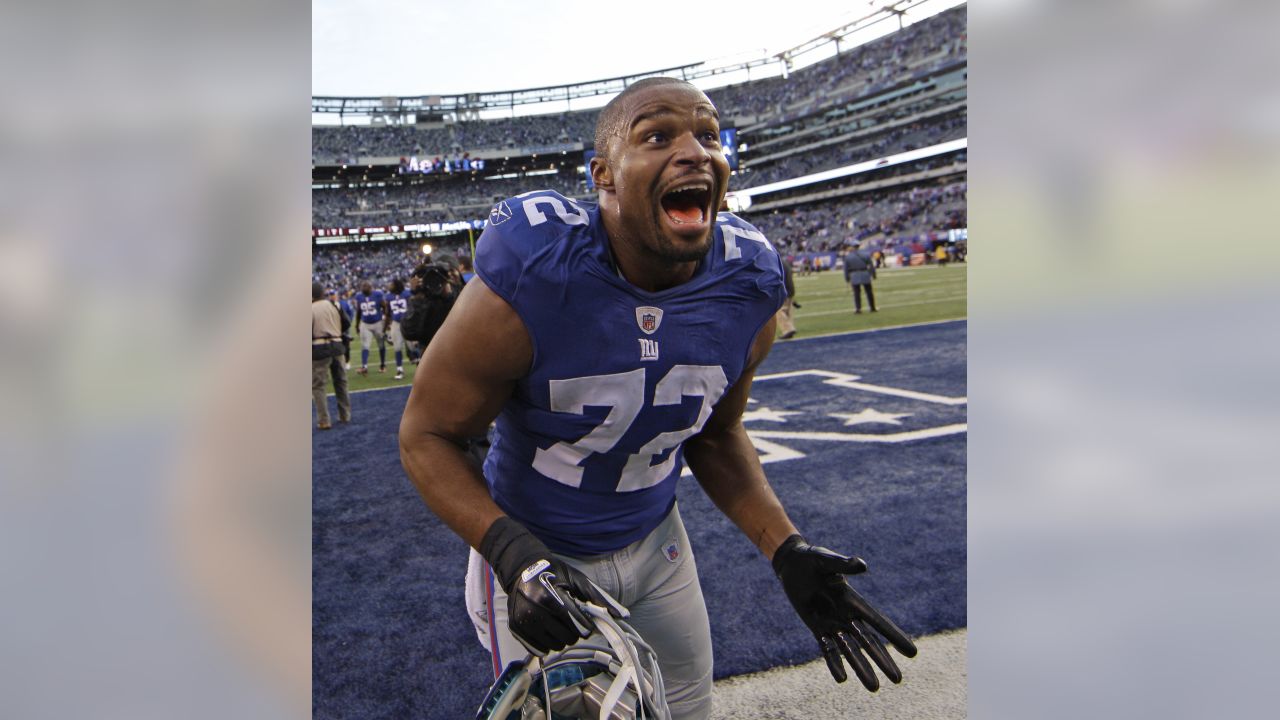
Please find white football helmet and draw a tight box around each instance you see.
[476,602,669,720]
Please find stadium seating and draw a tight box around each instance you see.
[312,5,968,292]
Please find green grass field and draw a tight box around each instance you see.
[337,263,967,393]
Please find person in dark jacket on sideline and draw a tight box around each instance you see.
[843,242,877,314]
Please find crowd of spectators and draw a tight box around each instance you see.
[311,6,965,162]
[749,89,963,153]
[735,112,966,189]
[312,171,590,228]
[311,5,967,276]
[312,239,473,294]
[311,176,966,292]
[744,180,966,256]
[312,112,600,164]
[757,151,965,207]
[310,137,964,229]
[706,6,965,120]
[452,113,597,153]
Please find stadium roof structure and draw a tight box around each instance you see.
[313,62,703,118]
[313,0,952,122]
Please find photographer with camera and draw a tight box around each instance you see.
[400,255,461,353]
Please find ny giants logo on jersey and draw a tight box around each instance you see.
[635,306,662,361]
[638,338,659,362]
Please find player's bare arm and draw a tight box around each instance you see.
[684,315,799,560]
[686,315,918,690]
[398,277,526,548]
[399,277,619,656]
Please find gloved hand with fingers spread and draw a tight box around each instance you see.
[479,516,627,656]
[771,534,918,691]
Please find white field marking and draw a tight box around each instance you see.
[799,288,965,306]
[795,295,967,318]
[770,317,966,342]
[748,423,968,443]
[753,368,967,405]
[347,384,407,395]
[797,276,963,295]
[331,319,969,396]
[798,283,960,301]
[680,435,805,475]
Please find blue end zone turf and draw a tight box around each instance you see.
[313,320,966,719]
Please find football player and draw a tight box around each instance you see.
[352,280,387,375]
[400,78,916,720]
[385,278,413,380]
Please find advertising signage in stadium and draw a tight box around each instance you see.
[313,219,486,239]
[720,128,738,170]
[399,155,486,175]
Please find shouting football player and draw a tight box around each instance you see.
[399,77,916,719]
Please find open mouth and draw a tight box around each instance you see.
[659,183,712,227]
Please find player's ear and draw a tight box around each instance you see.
[589,151,614,191]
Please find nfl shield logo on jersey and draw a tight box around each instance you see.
[635,306,663,335]
[662,538,680,563]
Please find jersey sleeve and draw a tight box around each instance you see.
[475,191,592,308]
[716,212,787,310]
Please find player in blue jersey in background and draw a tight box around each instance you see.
[399,78,916,719]
[353,280,387,375]
[386,278,413,379]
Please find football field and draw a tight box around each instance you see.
[314,274,968,718]
[334,263,968,394]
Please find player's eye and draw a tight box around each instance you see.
[699,131,720,145]
[644,131,668,144]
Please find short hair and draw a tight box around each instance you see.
[593,76,692,160]
[312,282,324,300]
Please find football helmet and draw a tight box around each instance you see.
[476,602,669,720]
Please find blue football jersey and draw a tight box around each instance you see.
[355,290,385,323]
[475,191,786,556]
[388,290,411,322]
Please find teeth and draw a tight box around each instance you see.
[668,183,710,195]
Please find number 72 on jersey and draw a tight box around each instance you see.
[532,365,728,493]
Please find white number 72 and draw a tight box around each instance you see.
[531,365,729,492]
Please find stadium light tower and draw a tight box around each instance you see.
[421,243,433,255]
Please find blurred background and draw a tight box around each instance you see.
[1,0,1276,718]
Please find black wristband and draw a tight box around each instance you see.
[478,516,553,593]
[770,534,806,576]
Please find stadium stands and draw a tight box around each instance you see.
[313,4,968,292]
[312,239,473,294]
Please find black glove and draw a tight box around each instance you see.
[772,534,917,690]
[480,517,625,656]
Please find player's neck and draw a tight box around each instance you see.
[606,237,699,293]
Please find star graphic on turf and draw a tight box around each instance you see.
[742,406,803,423]
[829,408,912,426]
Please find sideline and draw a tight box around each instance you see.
[780,316,966,343]
[328,318,967,396]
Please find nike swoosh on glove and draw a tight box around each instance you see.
[505,558,625,655]
[480,517,627,656]
[772,534,918,690]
